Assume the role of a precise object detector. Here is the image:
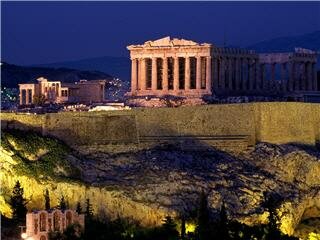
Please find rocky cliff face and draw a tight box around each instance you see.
[0,130,319,239]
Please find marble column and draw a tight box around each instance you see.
[151,57,157,91]
[235,58,241,90]
[242,58,248,90]
[254,60,260,90]
[185,57,190,90]
[162,57,168,91]
[206,56,212,92]
[261,64,267,91]
[137,59,141,90]
[141,58,147,90]
[281,63,287,92]
[312,63,318,91]
[228,58,233,90]
[131,59,137,93]
[173,57,179,91]
[196,56,202,89]
[255,62,260,90]
[219,57,225,89]
[300,62,306,91]
[289,62,295,92]
[270,63,276,91]
[249,59,255,91]
[19,89,23,105]
[294,62,300,91]
[306,62,313,91]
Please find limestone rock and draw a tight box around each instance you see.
[0,130,319,239]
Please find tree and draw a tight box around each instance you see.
[180,216,186,240]
[85,198,93,218]
[217,202,229,239]
[44,189,50,210]
[63,223,84,239]
[48,223,84,240]
[9,181,28,222]
[161,216,179,240]
[196,191,211,240]
[59,195,67,211]
[76,201,82,214]
[262,192,298,240]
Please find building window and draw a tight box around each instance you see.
[34,219,38,235]
[53,212,60,231]
[40,212,47,232]
[61,90,68,97]
[66,211,73,226]
[48,218,52,231]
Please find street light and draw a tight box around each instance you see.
[21,233,28,239]
[19,226,27,239]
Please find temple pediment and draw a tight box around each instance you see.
[146,36,198,47]
[128,36,210,49]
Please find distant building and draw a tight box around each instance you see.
[19,77,106,105]
[127,36,319,102]
[23,209,84,240]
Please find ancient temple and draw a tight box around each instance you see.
[127,36,212,98]
[127,37,319,102]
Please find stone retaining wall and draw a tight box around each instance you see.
[1,103,319,150]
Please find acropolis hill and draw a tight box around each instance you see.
[1,103,320,239]
[2,39,320,240]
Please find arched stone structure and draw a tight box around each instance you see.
[25,209,84,240]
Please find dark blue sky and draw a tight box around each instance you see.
[2,1,320,65]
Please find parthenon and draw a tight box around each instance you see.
[127,37,319,100]
[127,36,212,98]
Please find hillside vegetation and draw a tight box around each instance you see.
[0,129,319,239]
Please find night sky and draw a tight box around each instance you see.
[2,1,320,65]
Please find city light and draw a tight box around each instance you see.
[185,222,196,233]
[21,232,28,239]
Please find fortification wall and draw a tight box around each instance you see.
[1,103,319,148]
[1,113,45,133]
[135,104,254,137]
[43,111,138,146]
[254,103,320,146]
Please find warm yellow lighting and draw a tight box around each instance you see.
[26,237,34,240]
[185,222,196,233]
[308,232,320,240]
[21,233,28,239]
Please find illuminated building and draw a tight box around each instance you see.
[127,37,319,102]
[23,209,84,240]
[19,77,106,105]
